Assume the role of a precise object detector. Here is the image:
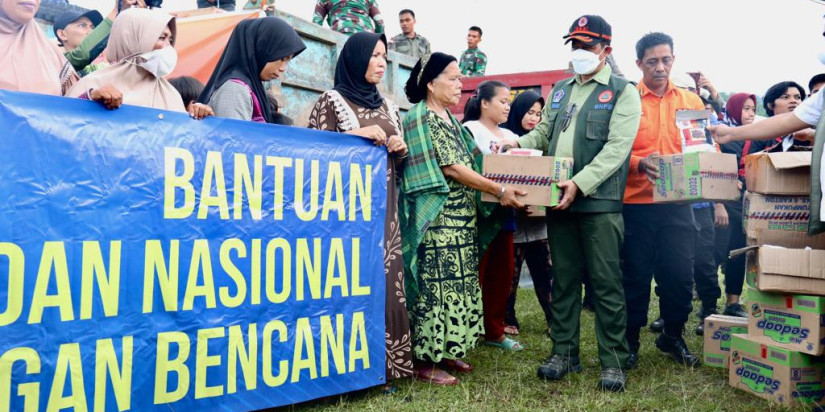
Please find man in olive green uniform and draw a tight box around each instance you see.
[500,15,641,391]
[388,9,431,60]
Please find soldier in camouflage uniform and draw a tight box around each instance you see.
[388,9,430,60]
[313,0,385,35]
[459,26,487,77]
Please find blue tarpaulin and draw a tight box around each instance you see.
[0,90,387,411]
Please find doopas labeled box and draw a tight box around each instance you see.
[652,152,738,203]
[729,334,825,408]
[703,314,749,369]
[747,288,825,356]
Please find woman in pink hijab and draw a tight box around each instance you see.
[0,0,78,95]
[67,8,212,118]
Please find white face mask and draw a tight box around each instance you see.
[570,48,603,75]
[137,46,178,78]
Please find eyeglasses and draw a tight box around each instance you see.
[561,103,578,132]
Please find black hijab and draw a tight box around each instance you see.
[333,32,387,110]
[198,17,306,123]
[404,52,457,104]
[503,91,544,137]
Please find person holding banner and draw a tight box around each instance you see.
[67,8,212,118]
[0,0,79,95]
[307,32,413,381]
[400,52,526,385]
[199,17,306,124]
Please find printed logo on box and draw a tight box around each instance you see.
[753,305,811,344]
[733,356,782,394]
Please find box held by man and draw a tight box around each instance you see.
[652,152,738,203]
[482,155,573,207]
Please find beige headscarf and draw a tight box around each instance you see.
[67,8,185,112]
[0,7,78,95]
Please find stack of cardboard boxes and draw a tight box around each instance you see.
[723,151,825,408]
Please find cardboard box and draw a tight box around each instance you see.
[743,192,825,249]
[744,151,811,196]
[481,155,573,207]
[652,152,739,203]
[746,288,825,356]
[743,246,825,296]
[703,315,749,369]
[729,334,825,408]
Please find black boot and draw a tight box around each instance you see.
[695,306,718,336]
[655,332,701,367]
[625,351,639,370]
[625,330,640,370]
[598,367,627,392]
[724,302,747,318]
[649,317,664,333]
[537,354,582,380]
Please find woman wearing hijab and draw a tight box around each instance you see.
[0,0,78,95]
[307,32,412,382]
[715,92,758,319]
[67,8,212,117]
[198,17,306,124]
[400,52,525,385]
[500,91,554,338]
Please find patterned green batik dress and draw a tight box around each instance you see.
[410,111,484,363]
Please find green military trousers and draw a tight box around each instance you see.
[546,211,629,369]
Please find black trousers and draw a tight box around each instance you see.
[622,204,696,348]
[505,239,554,328]
[693,206,721,310]
[714,200,746,296]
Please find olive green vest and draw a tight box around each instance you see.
[808,110,825,235]
[545,74,631,213]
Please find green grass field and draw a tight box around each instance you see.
[282,287,814,412]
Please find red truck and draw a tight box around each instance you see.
[450,70,572,120]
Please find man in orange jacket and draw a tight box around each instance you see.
[622,32,704,369]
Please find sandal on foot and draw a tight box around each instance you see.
[415,366,459,385]
[440,359,474,373]
[504,325,520,336]
[485,337,525,351]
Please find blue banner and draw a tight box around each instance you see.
[0,90,387,411]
